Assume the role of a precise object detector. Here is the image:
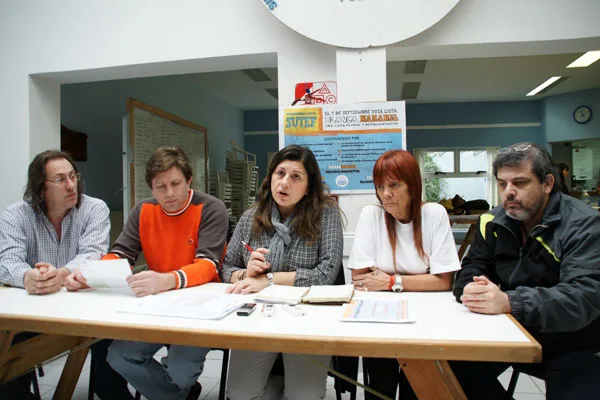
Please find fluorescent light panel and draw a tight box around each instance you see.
[566,51,600,68]
[526,76,562,96]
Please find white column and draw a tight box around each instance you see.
[335,47,388,274]
[0,73,30,210]
[336,47,387,103]
[28,76,61,158]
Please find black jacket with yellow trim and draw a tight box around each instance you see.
[454,192,600,356]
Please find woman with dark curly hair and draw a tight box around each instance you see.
[222,144,343,400]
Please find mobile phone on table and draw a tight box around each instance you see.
[236,303,257,316]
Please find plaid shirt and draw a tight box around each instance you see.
[221,204,343,287]
[0,195,110,287]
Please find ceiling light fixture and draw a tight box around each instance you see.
[526,76,563,96]
[566,51,600,68]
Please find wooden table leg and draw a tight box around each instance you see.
[399,359,466,400]
[53,337,91,400]
[0,331,17,364]
[1,332,86,385]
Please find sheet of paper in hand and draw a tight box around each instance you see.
[79,259,132,289]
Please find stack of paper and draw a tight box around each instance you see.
[117,291,246,320]
[302,284,354,304]
[340,299,415,324]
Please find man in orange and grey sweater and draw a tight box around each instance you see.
[68,146,227,400]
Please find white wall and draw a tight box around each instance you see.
[61,74,245,210]
[2,0,600,210]
[0,0,289,209]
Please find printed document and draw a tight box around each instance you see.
[79,259,132,289]
[117,291,246,320]
[340,299,415,323]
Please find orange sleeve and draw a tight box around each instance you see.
[171,258,221,289]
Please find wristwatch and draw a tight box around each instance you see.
[238,269,247,281]
[266,272,274,286]
[392,274,403,293]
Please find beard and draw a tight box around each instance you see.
[503,193,544,222]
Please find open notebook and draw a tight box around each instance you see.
[254,284,354,305]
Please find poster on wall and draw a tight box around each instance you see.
[283,101,406,193]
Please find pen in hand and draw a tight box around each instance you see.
[241,241,254,252]
[242,241,271,274]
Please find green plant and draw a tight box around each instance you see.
[423,153,447,202]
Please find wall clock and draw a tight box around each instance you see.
[573,106,592,124]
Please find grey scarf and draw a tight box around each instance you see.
[267,204,293,272]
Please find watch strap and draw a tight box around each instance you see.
[393,274,403,292]
[238,269,247,281]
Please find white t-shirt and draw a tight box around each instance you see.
[348,203,461,275]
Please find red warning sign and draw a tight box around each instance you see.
[293,81,337,106]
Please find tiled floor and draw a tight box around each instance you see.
[33,349,546,399]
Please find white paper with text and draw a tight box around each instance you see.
[340,299,415,323]
[117,291,246,320]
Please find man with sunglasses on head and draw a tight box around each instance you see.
[0,149,126,398]
[452,142,600,399]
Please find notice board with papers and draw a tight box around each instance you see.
[124,98,208,212]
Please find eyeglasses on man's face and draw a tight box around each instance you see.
[497,144,532,154]
[46,172,81,185]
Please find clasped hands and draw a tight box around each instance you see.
[24,262,69,295]
[352,267,390,292]
[460,275,511,315]
[226,247,271,294]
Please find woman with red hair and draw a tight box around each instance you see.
[348,149,461,399]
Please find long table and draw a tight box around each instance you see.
[0,283,541,399]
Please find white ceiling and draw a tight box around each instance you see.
[185,52,600,110]
[388,53,600,103]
